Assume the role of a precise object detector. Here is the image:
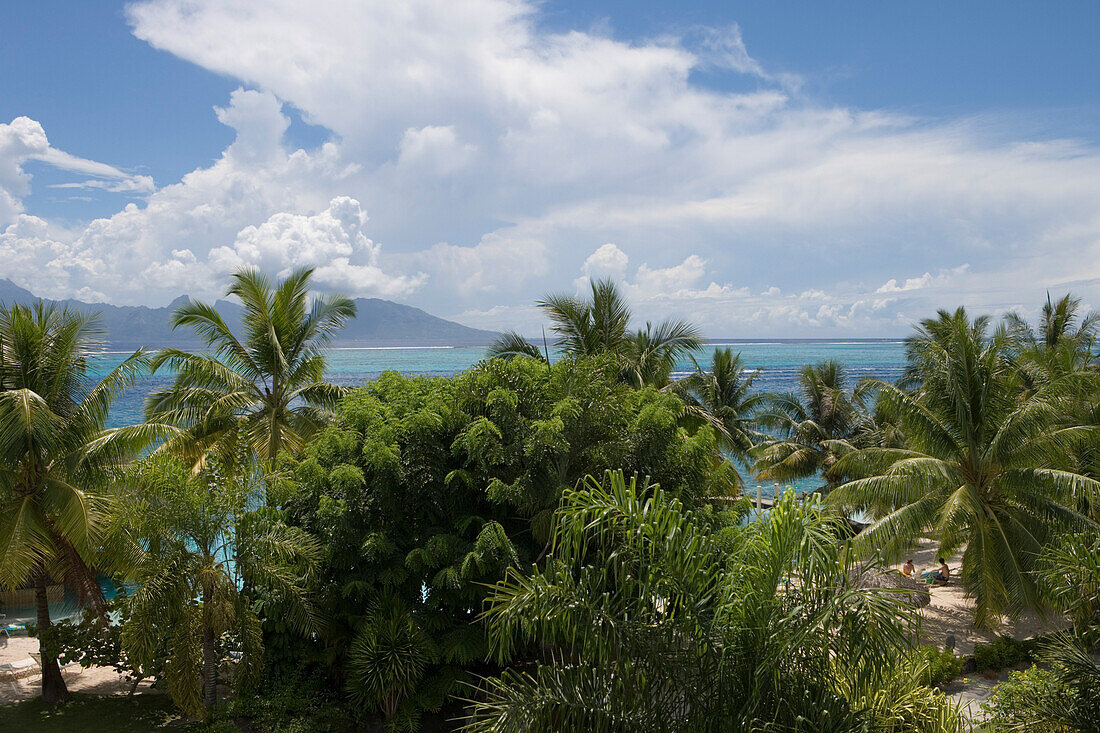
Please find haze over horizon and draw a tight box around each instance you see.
[2,1,1099,338]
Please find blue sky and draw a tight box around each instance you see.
[2,0,1099,336]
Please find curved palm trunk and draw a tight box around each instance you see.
[35,573,70,703]
[201,582,217,715]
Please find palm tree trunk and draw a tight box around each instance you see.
[202,583,217,715]
[35,573,70,703]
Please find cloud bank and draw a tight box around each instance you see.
[0,0,1097,335]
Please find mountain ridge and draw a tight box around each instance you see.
[0,279,497,348]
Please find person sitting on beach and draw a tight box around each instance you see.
[901,559,915,578]
[932,558,950,584]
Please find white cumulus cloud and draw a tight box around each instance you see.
[0,0,1095,338]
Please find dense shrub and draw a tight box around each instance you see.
[218,670,357,733]
[278,355,730,728]
[981,633,1100,732]
[973,635,1036,672]
[911,645,964,687]
[982,665,1073,732]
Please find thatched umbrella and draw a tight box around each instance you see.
[851,569,930,609]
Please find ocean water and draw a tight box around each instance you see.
[88,340,908,497]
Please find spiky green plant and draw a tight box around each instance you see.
[830,308,1100,627]
[0,302,157,702]
[146,267,355,474]
[463,471,962,732]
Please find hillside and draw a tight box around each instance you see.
[0,279,497,348]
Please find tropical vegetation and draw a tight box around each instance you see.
[829,308,1100,626]
[0,303,156,701]
[3,275,1100,732]
[145,267,356,474]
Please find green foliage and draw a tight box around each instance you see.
[219,669,357,733]
[830,307,1100,627]
[0,301,160,701]
[281,355,725,728]
[145,266,356,472]
[910,645,964,687]
[982,665,1074,732]
[113,452,320,720]
[751,359,866,489]
[982,633,1100,731]
[464,471,962,732]
[0,693,197,732]
[37,596,166,690]
[674,347,766,464]
[486,278,702,388]
[972,635,1037,672]
[1037,533,1100,631]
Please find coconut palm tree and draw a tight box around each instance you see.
[1003,293,1099,395]
[830,308,1100,627]
[0,302,154,702]
[486,279,702,388]
[1004,292,1099,354]
[674,347,765,463]
[118,451,320,720]
[146,267,356,473]
[485,330,545,362]
[539,278,632,357]
[621,320,702,389]
[751,360,863,490]
[465,471,962,732]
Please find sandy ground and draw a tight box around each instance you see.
[889,539,1070,721]
[0,635,157,704]
[892,538,1068,656]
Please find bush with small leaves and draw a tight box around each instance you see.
[911,645,964,688]
[973,635,1037,673]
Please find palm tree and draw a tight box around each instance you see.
[674,347,765,463]
[465,472,962,732]
[1003,293,1098,395]
[0,302,153,702]
[485,330,545,362]
[621,319,702,389]
[486,279,702,388]
[539,278,632,357]
[1004,292,1099,353]
[118,451,320,720]
[830,308,1100,627]
[751,360,862,490]
[146,267,356,473]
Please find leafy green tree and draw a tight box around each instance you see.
[146,267,355,472]
[0,302,152,702]
[282,355,725,729]
[487,279,702,388]
[116,452,320,720]
[751,359,863,490]
[464,472,962,732]
[830,308,1100,627]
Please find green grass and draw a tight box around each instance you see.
[0,693,198,732]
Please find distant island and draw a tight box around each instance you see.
[0,279,498,348]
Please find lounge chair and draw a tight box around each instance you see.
[1,658,39,689]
